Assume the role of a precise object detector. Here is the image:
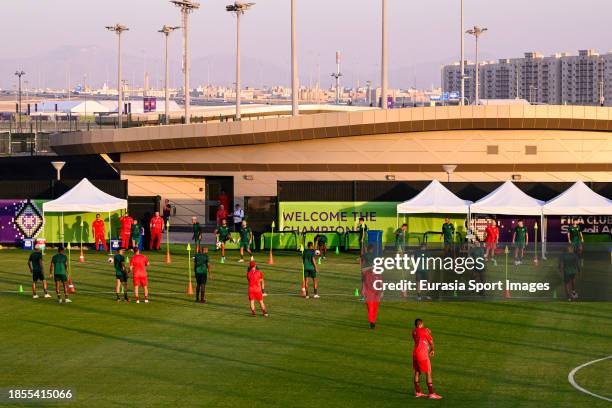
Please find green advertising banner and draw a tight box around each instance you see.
[279,201,468,245]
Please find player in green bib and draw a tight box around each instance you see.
[302,242,319,299]
[567,220,584,256]
[442,218,455,256]
[113,248,129,302]
[357,217,368,255]
[130,220,142,251]
[194,247,211,303]
[49,246,71,303]
[395,223,408,254]
[512,220,529,265]
[192,217,202,252]
[238,220,253,263]
[559,245,581,301]
[215,219,232,262]
[28,246,50,299]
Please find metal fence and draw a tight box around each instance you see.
[0,133,51,155]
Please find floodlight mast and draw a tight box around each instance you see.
[331,52,342,105]
[381,0,388,109]
[171,0,200,125]
[14,70,25,132]
[466,25,487,105]
[291,0,299,116]
[158,25,180,125]
[226,2,255,121]
[105,24,129,128]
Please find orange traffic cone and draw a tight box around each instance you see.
[504,288,511,299]
[187,280,194,296]
[166,251,171,264]
[67,277,76,294]
[533,257,539,266]
[78,248,85,263]
[267,250,274,265]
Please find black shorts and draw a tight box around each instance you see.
[54,275,67,283]
[32,271,45,282]
[304,269,317,279]
[564,273,576,283]
[116,273,128,283]
[195,273,208,285]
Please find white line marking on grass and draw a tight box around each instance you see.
[568,355,612,402]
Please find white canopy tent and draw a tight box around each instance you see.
[397,180,472,215]
[42,178,127,247]
[470,181,545,256]
[543,181,612,215]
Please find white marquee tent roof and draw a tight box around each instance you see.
[42,178,127,213]
[397,180,472,214]
[542,181,612,215]
[470,181,543,215]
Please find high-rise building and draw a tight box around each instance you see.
[442,49,612,106]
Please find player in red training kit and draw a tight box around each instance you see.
[362,244,382,329]
[412,318,442,399]
[149,211,164,251]
[129,248,150,303]
[247,261,268,317]
[119,212,134,249]
[484,219,499,263]
[92,213,107,251]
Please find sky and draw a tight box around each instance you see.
[2,0,611,90]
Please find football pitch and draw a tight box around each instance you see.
[0,247,611,407]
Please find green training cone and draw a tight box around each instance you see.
[220,257,225,264]
[552,289,557,299]
[335,246,340,255]
[317,257,321,265]
[120,285,124,294]
[354,288,359,297]
[19,285,24,294]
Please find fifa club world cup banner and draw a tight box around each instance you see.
[0,199,123,244]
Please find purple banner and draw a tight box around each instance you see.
[0,199,45,244]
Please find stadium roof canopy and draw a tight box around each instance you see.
[397,180,472,214]
[470,181,544,215]
[42,178,127,213]
[542,181,612,215]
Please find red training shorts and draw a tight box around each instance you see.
[248,289,263,301]
[413,357,431,373]
[133,276,148,287]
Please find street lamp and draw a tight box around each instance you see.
[51,161,66,181]
[381,0,388,109]
[460,0,465,106]
[14,70,25,131]
[158,25,180,125]
[171,0,200,125]
[105,24,129,128]
[226,1,255,121]
[442,164,458,182]
[291,0,299,115]
[466,25,487,105]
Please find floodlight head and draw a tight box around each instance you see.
[158,25,180,34]
[226,1,255,13]
[171,0,201,12]
[106,24,129,34]
[14,71,25,77]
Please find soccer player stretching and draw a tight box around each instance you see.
[215,219,232,263]
[113,248,129,302]
[130,248,150,303]
[314,234,328,259]
[49,247,71,303]
[247,261,268,317]
[194,247,211,303]
[302,242,319,299]
[362,244,382,328]
[28,245,51,299]
[412,318,441,399]
[512,220,528,265]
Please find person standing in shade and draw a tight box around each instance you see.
[162,199,172,231]
[119,212,134,250]
[357,217,368,256]
[92,213,108,251]
[302,242,319,299]
[442,217,455,257]
[567,219,584,258]
[484,219,499,265]
[49,246,71,303]
[560,245,581,301]
[113,248,129,302]
[192,217,202,253]
[216,205,228,227]
[233,204,244,232]
[28,245,51,299]
[395,223,408,254]
[238,220,253,263]
[149,211,164,251]
[512,220,529,265]
[219,190,230,218]
[194,246,211,304]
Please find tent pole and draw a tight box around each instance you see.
[541,213,546,260]
[61,212,64,246]
[108,211,113,256]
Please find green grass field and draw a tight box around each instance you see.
[0,247,611,407]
